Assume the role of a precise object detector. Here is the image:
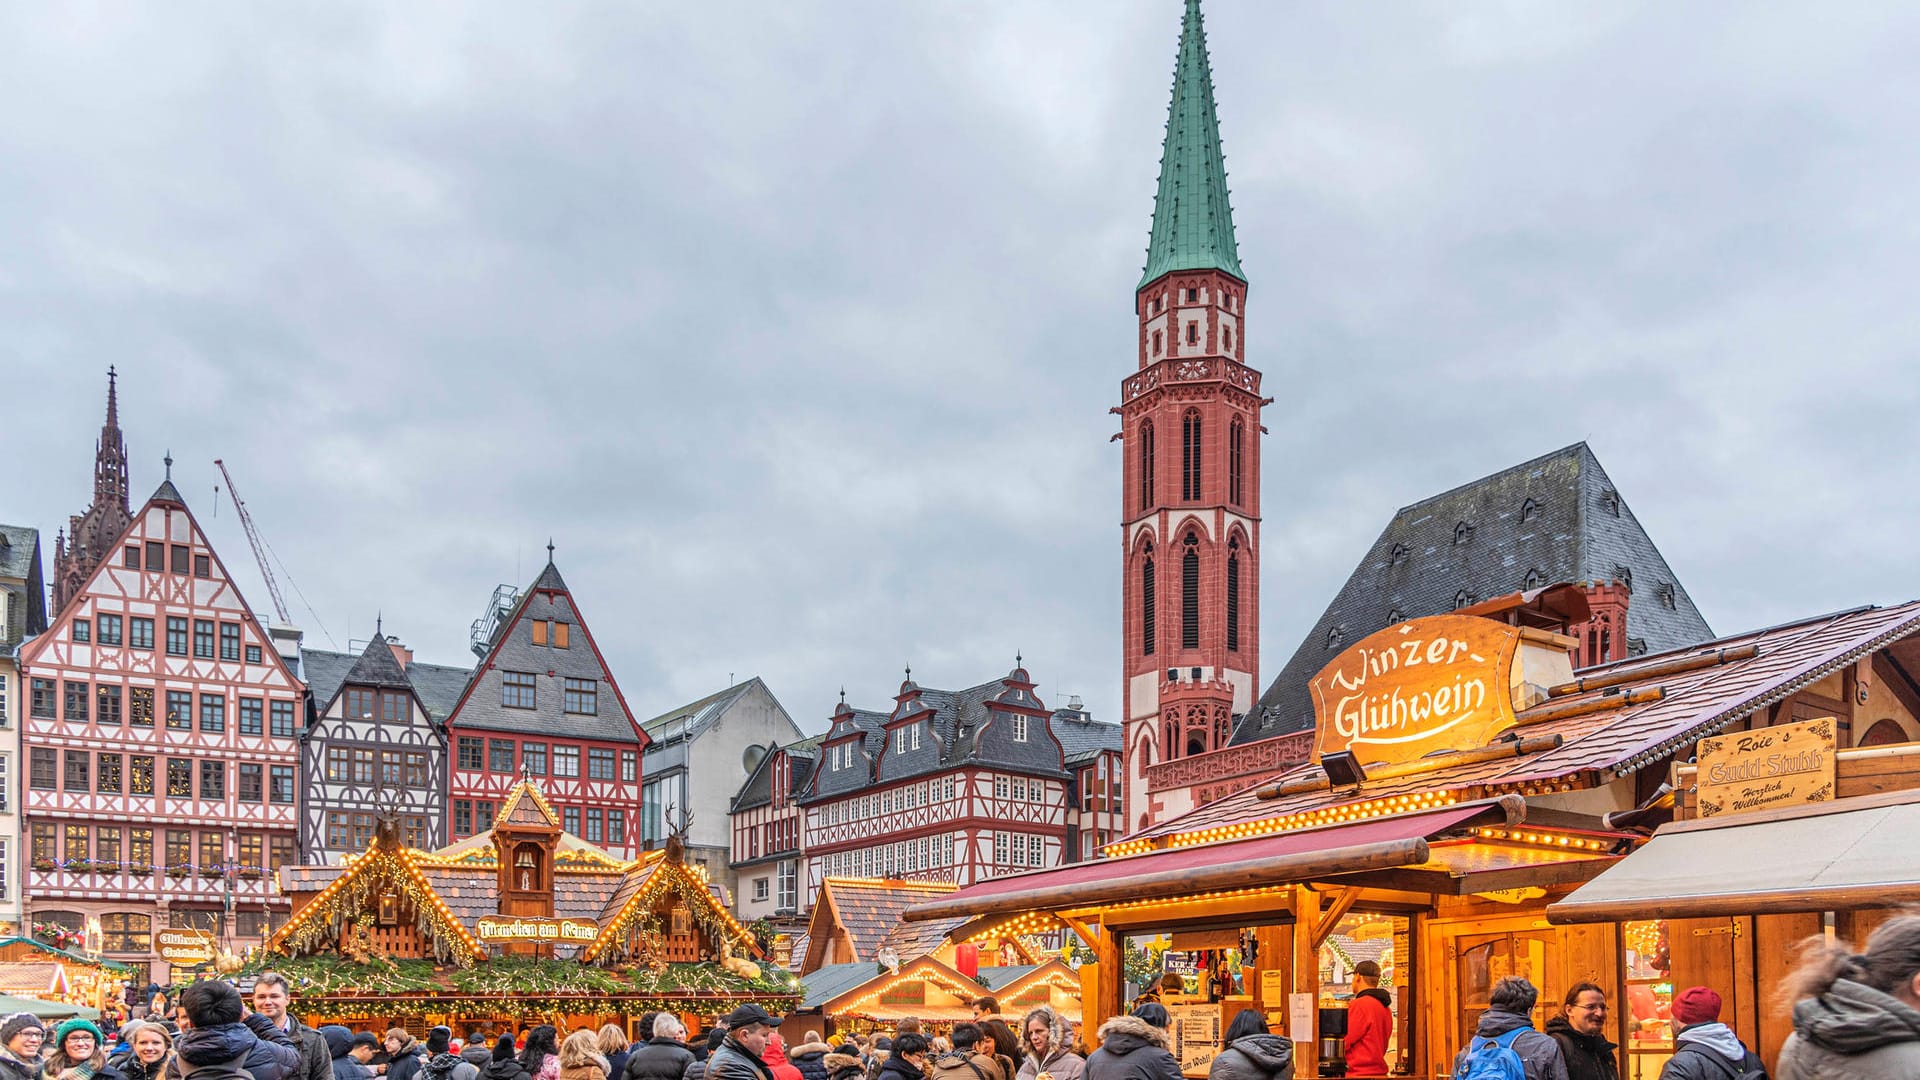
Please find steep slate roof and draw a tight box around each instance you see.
[344,634,413,690]
[730,735,822,814]
[1237,442,1714,744]
[1141,600,1920,841]
[446,559,641,743]
[0,526,40,581]
[806,708,890,801]
[302,643,473,722]
[1139,0,1242,288]
[1052,709,1123,765]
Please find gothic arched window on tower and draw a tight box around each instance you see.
[1140,421,1156,512]
[1226,539,1241,653]
[1181,534,1200,650]
[1141,557,1156,656]
[1181,410,1202,501]
[1229,418,1244,505]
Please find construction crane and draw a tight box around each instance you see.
[213,458,293,625]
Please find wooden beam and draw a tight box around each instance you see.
[1259,738,1561,799]
[1311,887,1360,950]
[1291,886,1320,1079]
[1512,687,1665,727]
[1054,912,1098,947]
[1548,644,1760,698]
[1092,918,1124,1037]
[900,837,1430,922]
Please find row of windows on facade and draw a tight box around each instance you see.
[34,909,284,952]
[813,772,1060,826]
[825,713,1035,774]
[496,672,599,713]
[324,812,432,852]
[1137,413,1248,512]
[121,541,214,579]
[28,747,295,803]
[748,858,799,909]
[1148,320,1236,358]
[63,614,263,664]
[449,797,627,846]
[29,679,296,734]
[28,821,296,877]
[816,833,959,878]
[739,817,799,861]
[1140,534,1243,655]
[452,736,636,780]
[323,747,431,787]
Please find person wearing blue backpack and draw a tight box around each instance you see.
[1453,977,1569,1080]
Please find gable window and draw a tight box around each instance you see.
[245,645,262,664]
[219,623,240,660]
[144,541,163,570]
[124,546,140,569]
[1228,418,1244,505]
[130,617,153,649]
[1011,715,1028,742]
[1454,521,1474,545]
[1139,421,1155,512]
[170,545,189,575]
[165,617,188,656]
[563,678,597,715]
[1520,497,1540,523]
[502,672,536,709]
[193,554,211,579]
[239,698,263,736]
[97,614,122,646]
[193,620,215,659]
[73,619,91,643]
[1181,534,1200,650]
[1227,538,1241,652]
[1181,410,1202,501]
[380,691,407,722]
[345,689,375,719]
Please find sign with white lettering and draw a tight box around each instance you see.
[474,916,601,944]
[157,928,217,965]
[1696,717,1836,818]
[1311,616,1523,766]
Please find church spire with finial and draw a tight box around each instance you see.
[53,369,137,613]
[1140,0,1243,289]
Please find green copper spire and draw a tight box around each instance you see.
[1139,0,1244,290]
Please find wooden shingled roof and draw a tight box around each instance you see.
[1123,600,1920,849]
[802,878,957,974]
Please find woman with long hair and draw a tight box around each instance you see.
[594,1027,629,1080]
[108,1025,170,1080]
[1778,912,1920,1078]
[556,1031,608,1080]
[43,1021,125,1080]
[1206,1011,1292,1080]
[517,1028,560,1080]
[980,1020,1023,1080]
[1014,1008,1083,1080]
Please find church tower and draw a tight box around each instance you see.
[1117,0,1266,828]
[52,368,133,615]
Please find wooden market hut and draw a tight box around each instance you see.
[258,780,796,1032]
[0,936,133,1013]
[904,596,1920,1079]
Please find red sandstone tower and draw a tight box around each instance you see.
[1117,0,1267,829]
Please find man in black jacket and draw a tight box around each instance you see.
[174,981,303,1080]
[254,973,332,1080]
[706,1007,781,1080]
[622,1015,695,1080]
[1545,983,1618,1080]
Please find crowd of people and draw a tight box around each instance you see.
[1,917,1912,1080]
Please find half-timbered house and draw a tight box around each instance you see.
[444,554,649,858]
[0,524,50,936]
[298,631,471,864]
[19,466,304,978]
[797,665,1121,899]
[729,736,819,922]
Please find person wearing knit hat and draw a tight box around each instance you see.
[1657,987,1763,1080]
[0,1014,46,1080]
[45,1018,123,1080]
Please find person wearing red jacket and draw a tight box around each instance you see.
[1342,961,1394,1077]
[764,1034,805,1080]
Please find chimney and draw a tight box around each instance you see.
[387,638,415,669]
[269,623,304,664]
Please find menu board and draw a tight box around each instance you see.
[1167,1003,1223,1078]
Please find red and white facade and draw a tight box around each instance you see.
[443,559,648,858]
[729,743,809,920]
[20,476,302,977]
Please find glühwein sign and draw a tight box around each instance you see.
[1311,615,1523,766]
[157,928,217,965]
[1696,716,1836,818]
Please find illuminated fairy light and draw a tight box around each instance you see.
[1105,789,1465,856]
[1471,827,1614,853]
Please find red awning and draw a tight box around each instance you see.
[902,801,1512,923]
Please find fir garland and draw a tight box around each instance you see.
[274,852,481,967]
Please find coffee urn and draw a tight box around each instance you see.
[1316,1006,1348,1077]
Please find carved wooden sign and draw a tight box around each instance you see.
[157,927,217,964]
[1310,615,1523,766]
[1696,717,1836,818]
[474,916,600,943]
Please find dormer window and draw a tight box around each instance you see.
[1454,590,1475,609]
[1387,608,1404,624]
[1326,627,1344,650]
[1389,543,1409,565]
[1600,488,1621,517]
[1615,566,1633,592]
[1520,498,1539,523]
[1658,583,1678,610]
[1454,521,1474,545]
[1524,568,1543,589]
[1012,715,1028,742]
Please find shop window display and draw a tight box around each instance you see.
[1623,919,1674,1078]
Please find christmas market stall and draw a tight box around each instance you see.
[251,780,797,1033]
[0,935,134,1017]
[906,595,1920,1080]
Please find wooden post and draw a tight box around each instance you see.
[1093,919,1125,1042]
[1292,886,1320,1080]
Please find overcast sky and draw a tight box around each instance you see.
[6,2,1919,735]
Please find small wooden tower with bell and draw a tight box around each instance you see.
[491,780,562,955]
